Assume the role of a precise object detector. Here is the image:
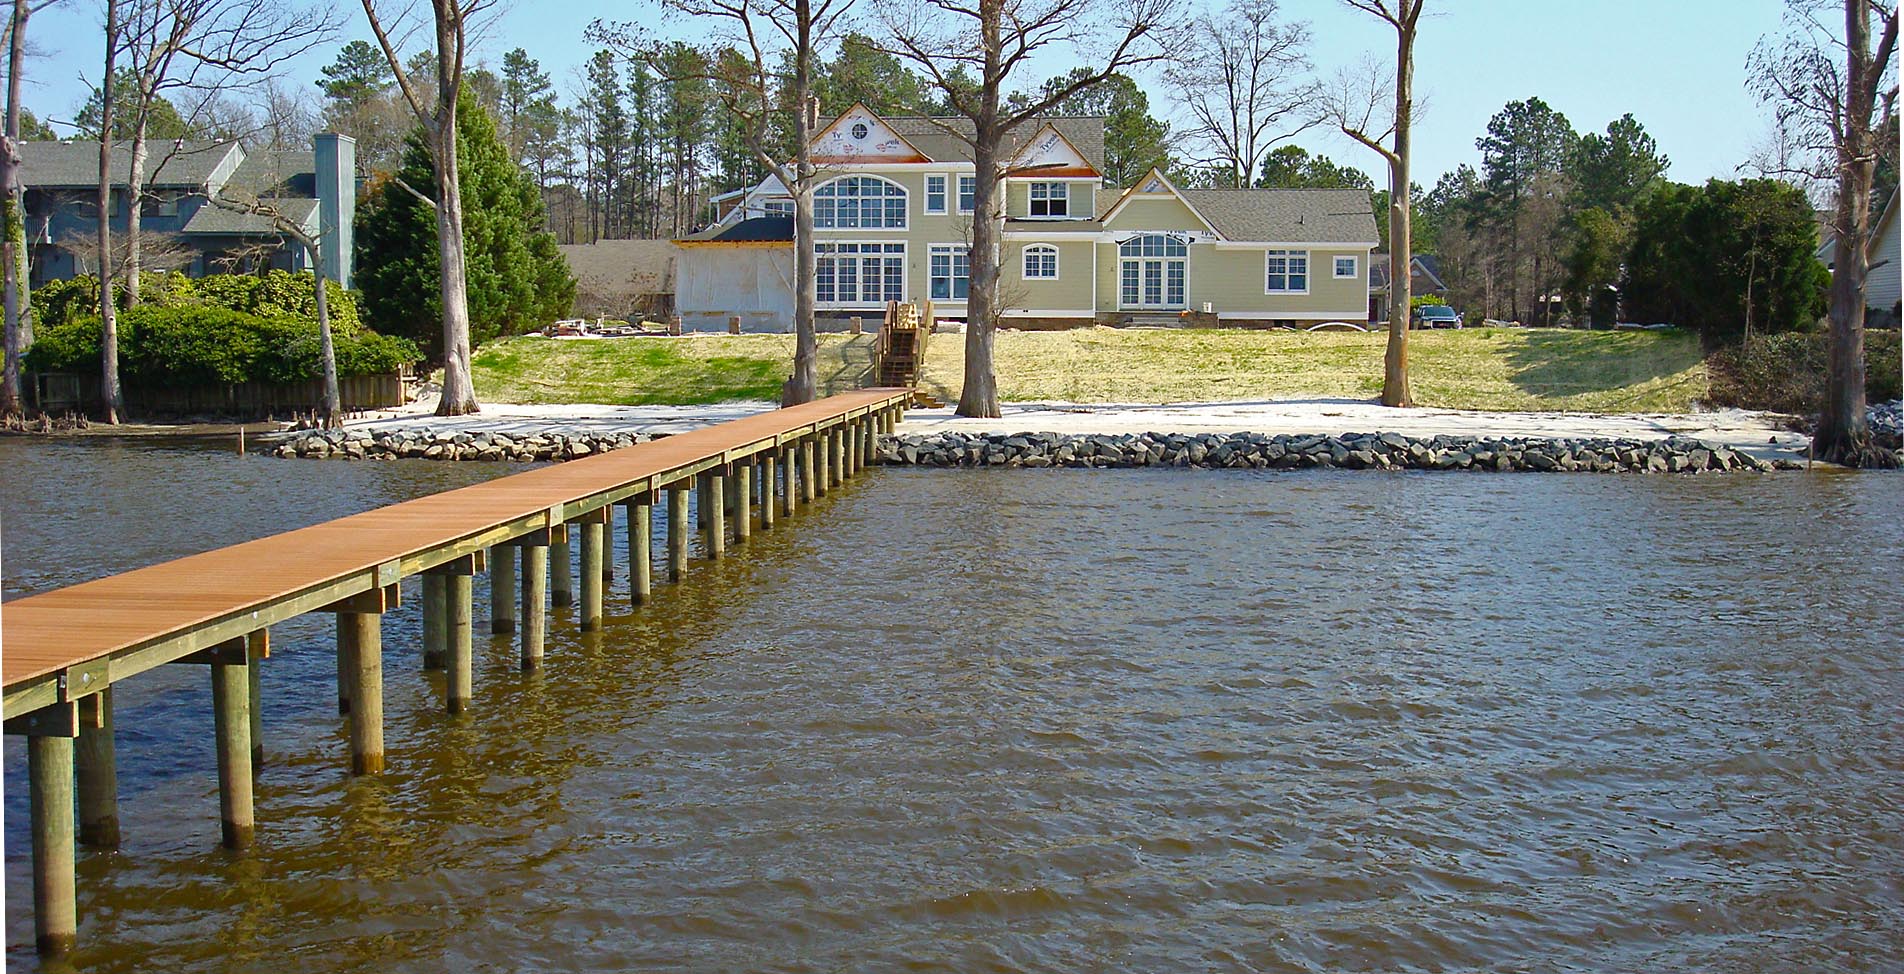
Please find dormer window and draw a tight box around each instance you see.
[850,122,869,140]
[1029,182,1068,217]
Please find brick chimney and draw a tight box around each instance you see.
[314,132,356,289]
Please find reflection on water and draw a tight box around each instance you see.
[4,439,1903,972]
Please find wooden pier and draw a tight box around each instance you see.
[0,388,910,957]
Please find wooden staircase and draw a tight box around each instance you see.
[873,300,931,392]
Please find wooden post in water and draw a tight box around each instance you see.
[863,417,876,466]
[760,456,776,529]
[210,644,255,848]
[601,505,615,584]
[340,613,383,774]
[422,573,447,670]
[580,509,606,631]
[628,496,653,605]
[697,474,712,530]
[520,541,548,670]
[736,462,752,542]
[705,470,726,560]
[247,630,267,771]
[669,483,690,581]
[801,440,816,502]
[334,612,353,716]
[27,719,76,957]
[551,526,573,608]
[815,434,830,496]
[490,545,517,634]
[76,688,120,848]
[429,555,479,715]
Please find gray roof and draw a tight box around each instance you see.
[885,117,1106,173]
[1175,188,1377,244]
[19,140,241,189]
[226,149,317,198]
[180,198,317,236]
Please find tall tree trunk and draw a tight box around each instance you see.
[435,122,478,415]
[958,126,1003,418]
[97,0,122,423]
[1815,0,1883,464]
[1382,17,1416,408]
[784,9,817,406]
[124,112,147,307]
[1,0,28,416]
[309,241,341,425]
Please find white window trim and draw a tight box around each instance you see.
[1333,255,1359,279]
[1265,248,1311,296]
[1022,243,1060,280]
[924,173,949,216]
[928,242,972,303]
[1028,181,1070,218]
[956,174,977,216]
[813,174,910,232]
[814,240,908,308]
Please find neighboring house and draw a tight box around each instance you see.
[675,105,1377,330]
[23,133,356,290]
[559,238,681,319]
[1817,189,1902,327]
[1366,251,1450,323]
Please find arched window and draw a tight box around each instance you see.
[814,176,908,229]
[1022,244,1059,280]
[1118,234,1188,258]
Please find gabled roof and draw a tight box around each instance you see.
[225,149,317,199]
[1178,188,1377,244]
[20,140,242,189]
[1096,168,1219,234]
[1370,252,1450,291]
[882,116,1106,173]
[677,215,793,245]
[180,198,318,236]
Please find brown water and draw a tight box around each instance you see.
[4,438,1903,972]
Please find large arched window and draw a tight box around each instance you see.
[814,176,908,229]
[1118,234,1188,258]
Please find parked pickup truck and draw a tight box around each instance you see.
[1413,304,1464,328]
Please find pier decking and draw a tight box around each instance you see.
[2,388,910,957]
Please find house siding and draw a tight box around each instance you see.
[1103,195,1210,234]
[1194,247,1372,320]
[1005,180,1095,220]
[1004,239,1094,314]
[1868,207,1901,311]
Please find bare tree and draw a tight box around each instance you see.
[875,0,1180,418]
[1321,0,1425,408]
[1163,0,1312,188]
[591,0,854,405]
[2,0,58,417]
[361,0,495,415]
[1751,0,1898,465]
[96,0,122,421]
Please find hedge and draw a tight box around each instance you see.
[31,270,362,334]
[25,306,419,385]
[1706,329,1902,414]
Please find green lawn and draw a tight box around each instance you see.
[469,327,1710,413]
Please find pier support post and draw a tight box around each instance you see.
[551,526,573,608]
[422,573,446,670]
[815,435,829,496]
[76,688,120,848]
[669,483,690,581]
[736,462,752,541]
[705,471,726,560]
[248,630,267,771]
[761,456,777,529]
[521,542,548,670]
[628,496,653,605]
[799,440,815,502]
[600,505,615,583]
[697,474,711,530]
[211,647,255,848]
[335,611,353,716]
[863,418,876,467]
[426,557,479,715]
[340,613,384,775]
[580,510,606,631]
[28,725,76,957]
[490,546,517,634]
[829,429,843,486]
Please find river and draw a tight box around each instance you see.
[3,437,1902,971]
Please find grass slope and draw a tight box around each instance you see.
[470,327,1708,413]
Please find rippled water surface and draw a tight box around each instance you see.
[4,438,1903,972]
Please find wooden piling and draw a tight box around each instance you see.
[76,688,120,848]
[580,516,605,631]
[211,653,255,848]
[697,474,712,530]
[335,612,353,716]
[705,471,726,560]
[422,573,446,670]
[29,732,76,957]
[736,462,752,541]
[801,439,817,502]
[815,435,830,496]
[342,612,384,775]
[247,630,266,770]
[490,545,517,634]
[668,484,689,581]
[521,543,548,670]
[551,527,573,608]
[761,456,777,529]
[447,571,474,715]
[629,497,653,605]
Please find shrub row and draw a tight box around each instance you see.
[25,306,418,385]
[32,271,362,334]
[1707,329,1902,415]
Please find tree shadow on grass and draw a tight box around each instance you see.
[1501,329,1704,403]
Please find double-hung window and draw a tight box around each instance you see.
[1028,182,1068,217]
[815,242,906,305]
[924,175,948,215]
[1333,255,1358,279]
[1022,244,1058,280]
[1265,250,1309,293]
[957,175,977,214]
[929,244,970,300]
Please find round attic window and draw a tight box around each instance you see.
[851,122,869,140]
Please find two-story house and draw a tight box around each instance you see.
[674,105,1377,330]
[23,132,356,290]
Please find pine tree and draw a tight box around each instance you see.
[354,91,575,357]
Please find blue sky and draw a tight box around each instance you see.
[23,0,1794,188]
